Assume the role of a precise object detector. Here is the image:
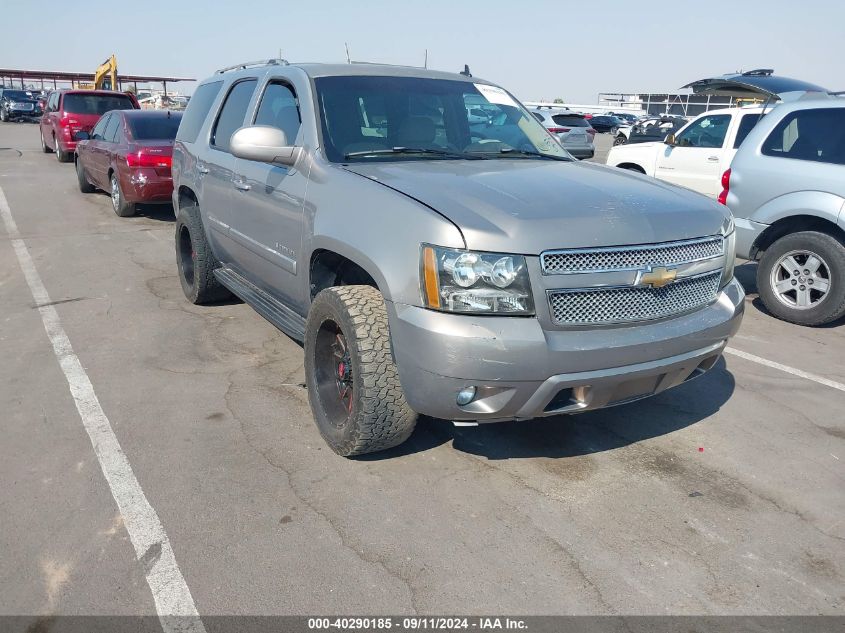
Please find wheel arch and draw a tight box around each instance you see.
[308,243,383,301]
[616,162,646,173]
[750,215,845,260]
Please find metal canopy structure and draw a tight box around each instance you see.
[0,67,195,95]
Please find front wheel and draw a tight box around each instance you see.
[75,158,95,193]
[0,109,7,122]
[305,286,417,457]
[757,231,845,326]
[614,134,627,146]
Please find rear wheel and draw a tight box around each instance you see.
[614,134,627,146]
[75,158,94,193]
[757,231,845,326]
[305,286,417,457]
[54,136,70,162]
[174,204,230,304]
[110,173,135,217]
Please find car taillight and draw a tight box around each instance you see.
[127,150,172,169]
[717,168,731,206]
[586,128,597,136]
[548,127,571,133]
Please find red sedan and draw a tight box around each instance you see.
[74,109,182,217]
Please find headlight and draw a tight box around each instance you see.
[421,245,534,315]
[721,229,736,289]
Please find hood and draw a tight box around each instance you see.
[682,70,829,101]
[343,160,729,253]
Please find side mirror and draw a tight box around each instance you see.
[74,130,90,141]
[230,125,301,167]
[663,133,676,146]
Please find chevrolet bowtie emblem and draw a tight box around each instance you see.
[636,266,678,289]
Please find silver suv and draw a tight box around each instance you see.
[725,97,845,326]
[172,60,744,456]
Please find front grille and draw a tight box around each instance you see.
[541,236,724,274]
[548,271,722,325]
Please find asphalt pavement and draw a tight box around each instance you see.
[0,122,843,621]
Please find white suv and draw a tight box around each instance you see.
[606,105,766,198]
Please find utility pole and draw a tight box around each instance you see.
[345,43,351,64]
[424,49,428,69]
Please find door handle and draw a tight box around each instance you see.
[197,163,210,174]
[707,156,719,162]
[233,178,251,191]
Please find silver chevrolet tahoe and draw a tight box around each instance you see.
[171,60,744,456]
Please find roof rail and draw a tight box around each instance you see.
[215,59,289,74]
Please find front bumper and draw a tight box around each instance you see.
[735,217,769,259]
[388,278,744,421]
[4,107,41,121]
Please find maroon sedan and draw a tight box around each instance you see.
[74,110,182,217]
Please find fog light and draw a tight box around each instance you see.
[456,386,477,406]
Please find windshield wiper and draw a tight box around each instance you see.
[344,147,484,160]
[494,148,573,161]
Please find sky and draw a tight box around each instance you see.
[2,0,843,102]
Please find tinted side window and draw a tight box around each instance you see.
[211,79,258,152]
[761,108,845,165]
[675,114,731,148]
[91,114,110,140]
[733,113,763,148]
[103,114,121,142]
[254,82,301,144]
[49,93,59,111]
[176,80,223,144]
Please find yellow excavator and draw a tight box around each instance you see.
[93,55,118,90]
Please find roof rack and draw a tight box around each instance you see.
[215,59,289,74]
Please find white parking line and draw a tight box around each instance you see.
[0,186,206,633]
[725,347,845,393]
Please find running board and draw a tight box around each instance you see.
[214,267,306,341]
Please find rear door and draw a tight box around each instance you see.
[654,113,732,197]
[230,78,306,307]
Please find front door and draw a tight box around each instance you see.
[655,113,732,198]
[199,78,258,266]
[229,80,306,310]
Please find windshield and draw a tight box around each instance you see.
[4,91,32,101]
[314,76,569,162]
[128,114,182,140]
[64,93,134,115]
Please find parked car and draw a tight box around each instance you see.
[532,109,596,159]
[74,109,182,217]
[586,115,623,134]
[608,111,640,126]
[723,97,845,326]
[606,106,766,197]
[171,61,743,456]
[0,89,42,122]
[39,89,139,162]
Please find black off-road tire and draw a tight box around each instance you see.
[757,231,845,326]
[305,286,417,457]
[75,157,95,193]
[175,204,230,304]
[0,108,7,123]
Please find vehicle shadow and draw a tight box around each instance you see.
[359,357,736,461]
[134,203,176,223]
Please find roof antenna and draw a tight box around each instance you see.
[460,64,472,77]
[345,43,351,64]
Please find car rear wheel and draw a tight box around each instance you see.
[757,231,845,326]
[110,173,135,217]
[174,204,230,304]
[54,136,70,163]
[75,158,95,193]
[305,285,417,457]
